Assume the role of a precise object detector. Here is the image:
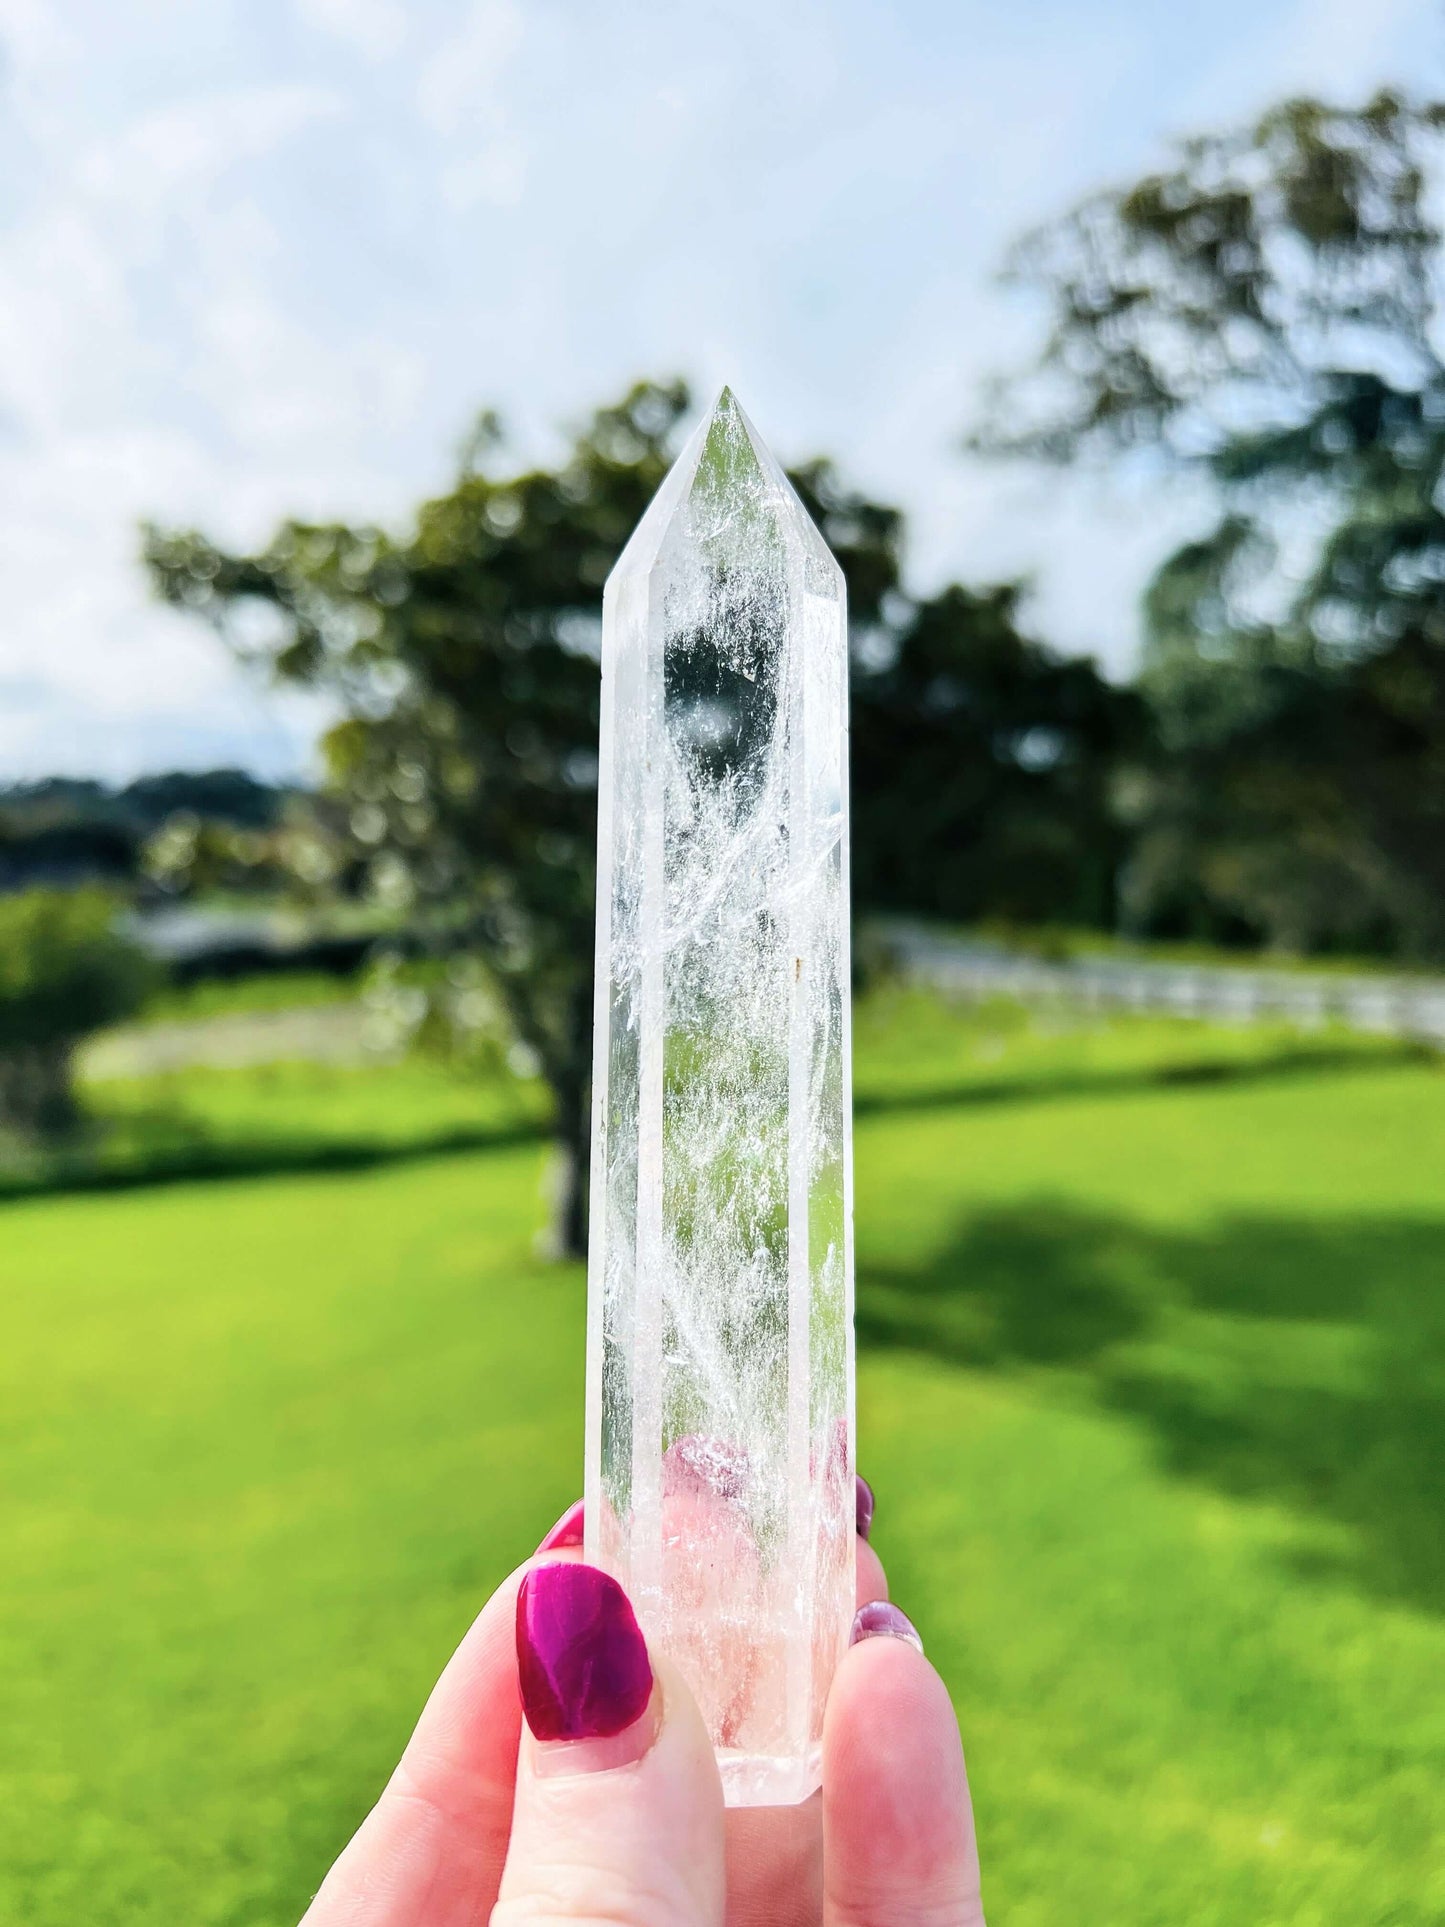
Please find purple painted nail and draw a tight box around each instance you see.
[536,1498,585,1552]
[850,1599,924,1653]
[855,1473,875,1540]
[516,1564,653,1742]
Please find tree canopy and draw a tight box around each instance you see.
[982,88,1445,954]
[852,584,1141,930]
[146,380,1133,1251]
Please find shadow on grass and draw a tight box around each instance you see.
[0,1116,550,1205]
[854,1037,1430,1122]
[859,1202,1445,1616]
[3,1037,1420,1207]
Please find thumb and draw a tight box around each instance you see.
[492,1562,726,1927]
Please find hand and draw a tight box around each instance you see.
[301,1486,984,1926]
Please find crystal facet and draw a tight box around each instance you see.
[585,388,854,1807]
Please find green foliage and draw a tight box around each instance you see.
[0,890,155,1137]
[980,90,1445,463]
[852,584,1142,927]
[984,88,1445,957]
[0,771,288,892]
[141,799,357,903]
[145,380,696,1252]
[2,1003,1442,1923]
[145,379,1142,1245]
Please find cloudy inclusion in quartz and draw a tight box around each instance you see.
[584,389,854,1807]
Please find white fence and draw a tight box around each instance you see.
[882,925,1445,1051]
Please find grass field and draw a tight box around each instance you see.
[2,993,1443,1924]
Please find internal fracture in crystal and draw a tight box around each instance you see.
[584,388,855,1807]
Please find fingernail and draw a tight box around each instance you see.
[516,1563,654,1744]
[855,1473,875,1540]
[663,1432,750,1502]
[850,1600,924,1653]
[536,1498,585,1552]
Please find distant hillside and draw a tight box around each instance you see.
[0,771,297,891]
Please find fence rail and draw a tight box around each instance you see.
[882,926,1445,1050]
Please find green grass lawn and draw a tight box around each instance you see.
[135,968,363,1026]
[2,996,1443,1924]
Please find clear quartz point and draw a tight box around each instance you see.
[584,388,855,1807]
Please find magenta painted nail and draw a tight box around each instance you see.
[855,1473,875,1540]
[850,1599,924,1653]
[536,1498,585,1552]
[516,1563,653,1742]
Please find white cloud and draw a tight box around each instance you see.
[0,0,78,78]
[1239,0,1429,105]
[0,45,382,777]
[0,0,1439,780]
[416,0,523,136]
[296,0,408,62]
[438,137,526,210]
[79,83,344,204]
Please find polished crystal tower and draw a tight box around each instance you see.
[584,388,855,1807]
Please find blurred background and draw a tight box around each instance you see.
[4,3,1444,1921]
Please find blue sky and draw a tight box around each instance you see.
[0,0,1440,781]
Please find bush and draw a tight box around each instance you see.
[0,889,156,1138]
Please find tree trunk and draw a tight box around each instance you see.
[0,1044,80,1140]
[544,974,594,1262]
[549,1069,591,1261]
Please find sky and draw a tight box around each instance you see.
[0,0,1441,784]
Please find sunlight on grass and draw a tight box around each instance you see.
[2,992,1442,1924]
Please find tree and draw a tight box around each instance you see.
[0,770,289,893]
[146,384,682,1256]
[147,379,1140,1252]
[792,464,1140,933]
[145,383,915,1259]
[851,583,1141,929]
[980,89,1445,954]
[0,889,155,1138]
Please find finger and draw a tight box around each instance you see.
[856,1538,888,1609]
[301,1505,585,1926]
[494,1562,726,1927]
[854,1474,887,1608]
[823,1605,984,1927]
[717,1489,890,1927]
